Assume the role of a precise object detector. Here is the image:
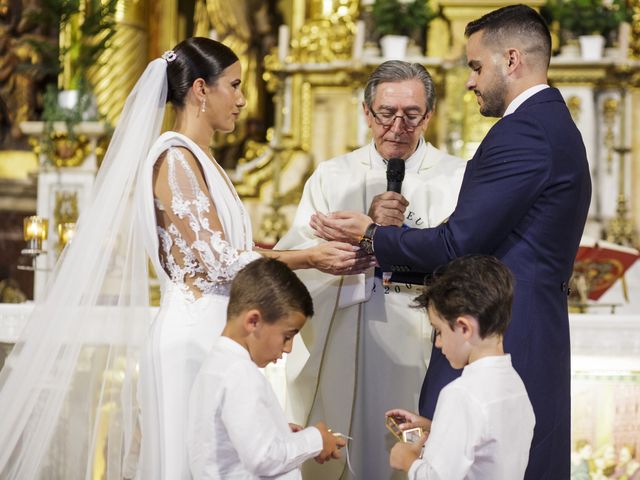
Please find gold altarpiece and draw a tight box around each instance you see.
[1,0,640,274]
[213,0,640,248]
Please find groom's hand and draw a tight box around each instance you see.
[310,211,372,245]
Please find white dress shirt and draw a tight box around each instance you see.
[408,354,535,480]
[503,84,549,117]
[188,336,323,479]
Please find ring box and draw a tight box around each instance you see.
[385,415,424,443]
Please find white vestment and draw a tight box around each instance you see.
[275,140,466,480]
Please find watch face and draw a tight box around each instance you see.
[359,237,374,255]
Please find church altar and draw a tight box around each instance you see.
[1,303,637,363]
[1,303,638,458]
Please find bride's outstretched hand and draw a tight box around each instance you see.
[308,241,376,275]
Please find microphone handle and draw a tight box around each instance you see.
[387,181,402,194]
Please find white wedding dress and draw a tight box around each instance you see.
[135,131,260,479]
[0,60,257,480]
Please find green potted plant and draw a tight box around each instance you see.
[371,0,434,59]
[21,0,117,163]
[58,0,118,105]
[546,0,630,59]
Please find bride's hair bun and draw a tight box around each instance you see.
[165,37,238,107]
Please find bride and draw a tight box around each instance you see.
[0,37,371,479]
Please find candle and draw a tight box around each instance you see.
[619,89,627,148]
[58,222,76,248]
[322,0,333,16]
[24,216,48,241]
[618,22,630,60]
[352,20,365,61]
[23,216,48,251]
[278,24,290,62]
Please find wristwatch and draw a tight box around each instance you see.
[359,223,378,255]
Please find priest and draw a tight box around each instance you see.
[275,60,466,480]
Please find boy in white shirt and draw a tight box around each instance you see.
[387,255,535,480]
[188,258,345,479]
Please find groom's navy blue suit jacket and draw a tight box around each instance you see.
[374,87,591,479]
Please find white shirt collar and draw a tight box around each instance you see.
[503,84,549,117]
[370,137,424,173]
[218,335,251,360]
[463,353,512,376]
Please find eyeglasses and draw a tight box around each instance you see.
[370,108,428,130]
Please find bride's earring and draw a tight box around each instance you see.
[200,98,206,113]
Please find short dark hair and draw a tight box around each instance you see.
[166,37,239,107]
[465,4,551,67]
[364,60,436,113]
[227,258,314,323]
[415,255,513,338]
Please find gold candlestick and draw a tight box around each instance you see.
[258,67,289,245]
[604,89,638,247]
[18,216,49,271]
[22,216,48,254]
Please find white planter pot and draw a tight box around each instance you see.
[380,35,409,60]
[58,90,98,120]
[579,35,605,60]
[559,42,580,58]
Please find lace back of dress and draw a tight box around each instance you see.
[151,144,259,302]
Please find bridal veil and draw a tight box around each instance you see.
[0,58,169,479]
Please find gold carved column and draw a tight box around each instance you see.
[90,0,149,126]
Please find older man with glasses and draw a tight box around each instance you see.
[275,60,466,480]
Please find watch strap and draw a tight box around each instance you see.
[359,223,378,255]
[363,222,378,241]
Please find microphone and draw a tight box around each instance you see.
[386,158,405,193]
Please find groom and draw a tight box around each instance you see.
[310,5,591,479]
